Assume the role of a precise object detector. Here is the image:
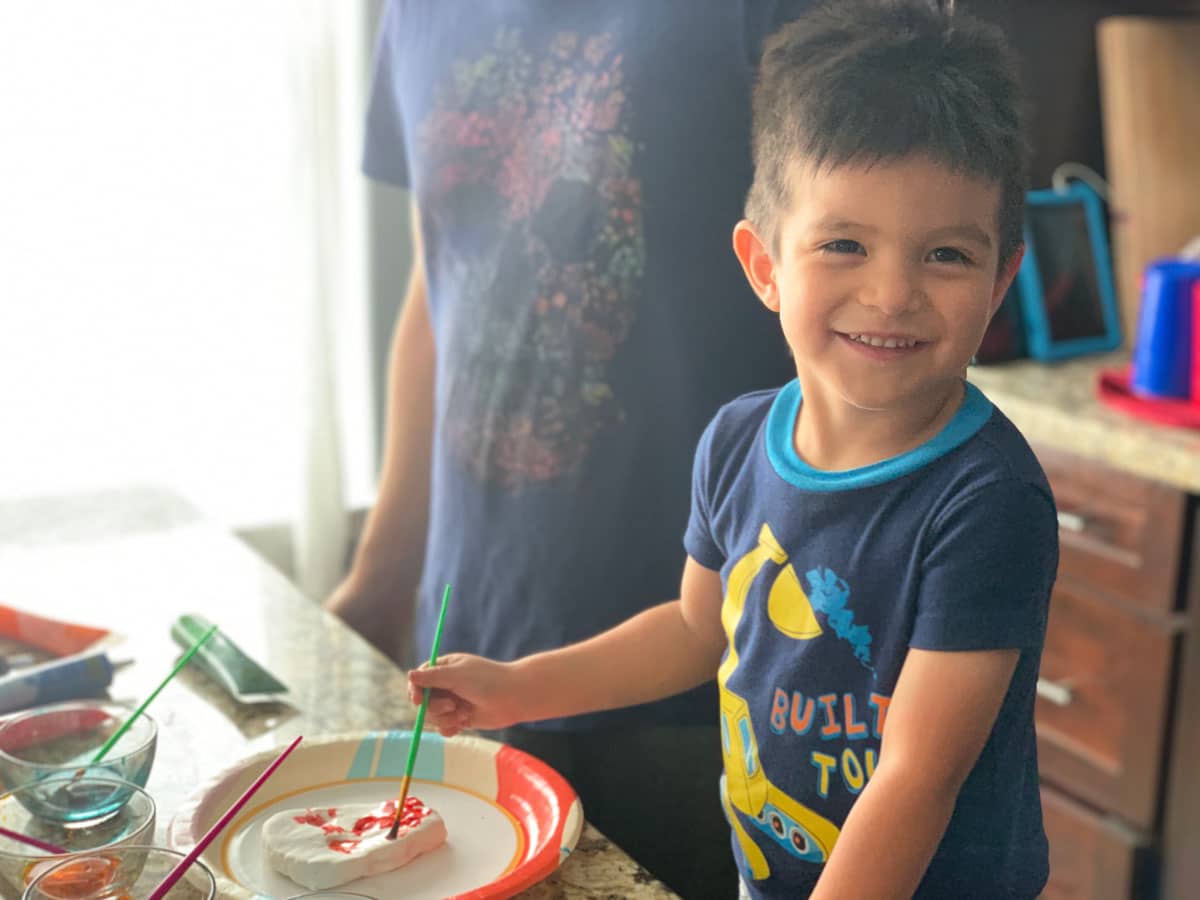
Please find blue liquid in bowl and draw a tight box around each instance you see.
[16,771,140,825]
[0,702,156,822]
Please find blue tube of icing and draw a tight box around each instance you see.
[0,651,114,715]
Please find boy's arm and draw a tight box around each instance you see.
[515,556,727,719]
[410,557,727,733]
[810,646,1019,900]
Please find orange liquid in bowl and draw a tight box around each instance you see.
[33,855,131,900]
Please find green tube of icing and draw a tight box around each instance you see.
[170,614,288,703]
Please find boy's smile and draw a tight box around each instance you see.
[734,154,1023,469]
[838,332,925,357]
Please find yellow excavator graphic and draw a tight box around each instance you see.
[718,523,841,880]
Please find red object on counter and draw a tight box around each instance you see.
[1096,367,1200,429]
[0,606,109,657]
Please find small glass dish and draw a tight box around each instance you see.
[1,774,151,830]
[0,702,156,815]
[0,778,155,899]
[21,846,215,900]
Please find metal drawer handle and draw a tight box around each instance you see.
[1056,511,1087,533]
[1037,677,1073,707]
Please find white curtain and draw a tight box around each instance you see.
[287,0,374,600]
[0,2,376,594]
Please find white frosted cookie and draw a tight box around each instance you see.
[263,797,447,890]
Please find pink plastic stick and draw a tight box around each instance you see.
[146,735,303,900]
[0,825,66,854]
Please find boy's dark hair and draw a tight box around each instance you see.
[746,0,1029,267]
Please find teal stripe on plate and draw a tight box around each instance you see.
[375,730,445,782]
[347,732,380,780]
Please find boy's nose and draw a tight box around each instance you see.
[861,262,924,316]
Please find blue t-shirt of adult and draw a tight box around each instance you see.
[363,1,806,727]
[686,381,1057,898]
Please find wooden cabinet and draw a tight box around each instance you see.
[1041,788,1149,900]
[1038,445,1187,616]
[1033,445,1199,899]
[1037,578,1176,828]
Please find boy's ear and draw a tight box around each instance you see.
[989,242,1025,318]
[732,219,779,312]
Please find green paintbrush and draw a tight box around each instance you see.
[89,624,218,763]
[387,582,451,839]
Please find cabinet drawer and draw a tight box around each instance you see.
[1041,786,1150,900]
[1035,444,1186,615]
[1036,579,1175,828]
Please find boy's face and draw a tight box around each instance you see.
[734,155,1022,417]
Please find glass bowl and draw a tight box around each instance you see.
[0,703,156,815]
[0,778,155,899]
[283,894,377,899]
[0,774,150,830]
[21,846,215,900]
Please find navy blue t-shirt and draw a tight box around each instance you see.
[363,1,806,727]
[686,381,1057,898]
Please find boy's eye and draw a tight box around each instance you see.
[821,239,865,255]
[928,247,972,265]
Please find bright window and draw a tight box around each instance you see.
[0,2,375,528]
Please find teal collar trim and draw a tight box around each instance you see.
[765,379,993,491]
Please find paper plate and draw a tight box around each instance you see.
[168,732,584,899]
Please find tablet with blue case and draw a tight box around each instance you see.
[1016,181,1123,361]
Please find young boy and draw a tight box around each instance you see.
[409,2,1057,897]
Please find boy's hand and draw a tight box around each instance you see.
[407,653,527,736]
[407,561,728,736]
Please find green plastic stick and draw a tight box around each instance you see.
[387,583,451,838]
[90,624,218,763]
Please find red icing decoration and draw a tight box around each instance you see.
[292,797,433,854]
[291,809,346,835]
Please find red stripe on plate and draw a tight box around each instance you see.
[454,743,576,899]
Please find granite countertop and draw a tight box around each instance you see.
[970,352,1200,494]
[0,488,677,899]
